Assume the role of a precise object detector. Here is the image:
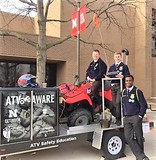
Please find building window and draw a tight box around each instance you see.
[0,61,56,87]
[152,8,156,57]
[0,62,36,87]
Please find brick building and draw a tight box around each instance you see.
[0,0,156,98]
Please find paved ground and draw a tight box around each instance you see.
[4,110,156,160]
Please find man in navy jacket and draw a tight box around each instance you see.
[108,51,130,125]
[108,52,130,85]
[122,75,149,160]
[86,49,107,113]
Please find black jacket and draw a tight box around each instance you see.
[122,86,148,117]
[86,58,107,81]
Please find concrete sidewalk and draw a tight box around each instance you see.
[5,110,156,160]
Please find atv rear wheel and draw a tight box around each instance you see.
[67,108,92,127]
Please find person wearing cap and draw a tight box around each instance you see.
[86,49,107,113]
[108,51,130,125]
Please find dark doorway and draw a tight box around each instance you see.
[0,61,57,87]
[46,63,57,87]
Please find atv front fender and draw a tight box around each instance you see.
[65,93,93,106]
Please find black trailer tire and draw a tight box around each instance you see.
[102,130,125,160]
[67,108,92,127]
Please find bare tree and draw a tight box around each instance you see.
[0,0,143,87]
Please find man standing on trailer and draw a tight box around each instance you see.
[122,75,149,160]
[108,51,130,125]
[86,49,107,113]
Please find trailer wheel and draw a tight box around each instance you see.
[67,108,92,127]
[102,130,125,159]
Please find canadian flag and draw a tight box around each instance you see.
[71,4,86,37]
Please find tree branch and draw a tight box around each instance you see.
[46,18,71,23]
[44,0,54,18]
[0,30,37,47]
[80,38,113,52]
[46,35,71,49]
[19,0,37,7]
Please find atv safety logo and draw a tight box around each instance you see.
[5,94,55,106]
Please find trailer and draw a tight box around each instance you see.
[0,78,125,160]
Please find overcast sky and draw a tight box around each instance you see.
[0,0,24,12]
[0,0,37,17]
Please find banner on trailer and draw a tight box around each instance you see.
[0,88,58,144]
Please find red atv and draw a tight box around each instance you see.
[58,79,115,127]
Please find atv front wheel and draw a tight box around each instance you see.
[67,108,92,127]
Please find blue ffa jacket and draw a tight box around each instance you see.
[108,62,130,85]
[122,86,148,118]
[86,58,107,81]
[108,62,130,78]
